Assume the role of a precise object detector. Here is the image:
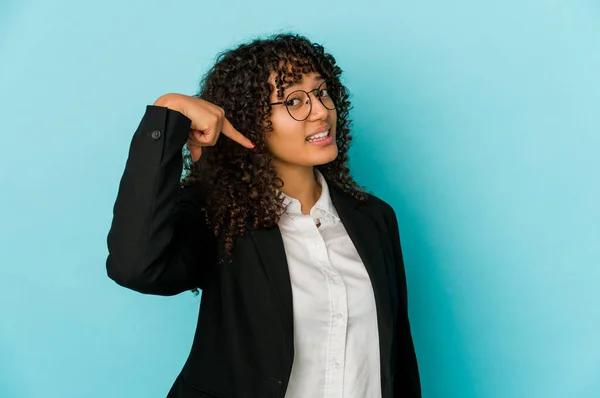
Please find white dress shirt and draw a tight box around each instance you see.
[279,171,381,398]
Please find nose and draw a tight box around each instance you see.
[308,92,329,121]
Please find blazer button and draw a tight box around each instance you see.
[150,130,161,140]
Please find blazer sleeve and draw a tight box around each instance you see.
[106,105,217,296]
[385,205,422,397]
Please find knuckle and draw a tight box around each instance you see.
[215,106,225,118]
[203,133,215,146]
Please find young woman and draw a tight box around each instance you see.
[106,33,421,398]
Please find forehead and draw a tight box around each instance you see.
[269,71,324,91]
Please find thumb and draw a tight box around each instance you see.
[186,140,203,162]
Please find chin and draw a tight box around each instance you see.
[312,145,339,166]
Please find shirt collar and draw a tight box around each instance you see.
[281,170,340,221]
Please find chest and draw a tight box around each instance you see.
[278,213,377,323]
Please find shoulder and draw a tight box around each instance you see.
[360,192,397,221]
[327,181,398,223]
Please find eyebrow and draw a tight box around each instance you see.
[282,75,325,91]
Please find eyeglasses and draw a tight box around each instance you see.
[269,81,336,121]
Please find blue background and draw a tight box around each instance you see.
[1,0,599,397]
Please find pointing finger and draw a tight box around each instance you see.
[221,117,255,149]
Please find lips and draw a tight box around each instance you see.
[306,125,331,141]
[307,130,329,142]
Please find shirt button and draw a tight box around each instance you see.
[335,313,344,319]
[335,362,341,369]
[150,130,161,140]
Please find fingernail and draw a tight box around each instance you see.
[251,141,256,148]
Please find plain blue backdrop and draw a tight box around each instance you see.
[1,0,599,397]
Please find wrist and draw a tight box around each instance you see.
[153,94,184,112]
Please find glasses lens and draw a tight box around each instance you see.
[318,82,336,110]
[286,91,311,121]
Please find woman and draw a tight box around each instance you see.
[106,33,421,398]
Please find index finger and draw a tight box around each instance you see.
[221,117,255,149]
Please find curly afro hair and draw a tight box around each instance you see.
[183,33,367,254]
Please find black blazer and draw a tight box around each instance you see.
[106,106,421,398]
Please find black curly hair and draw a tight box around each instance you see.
[183,33,367,254]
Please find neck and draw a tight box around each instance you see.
[277,165,321,215]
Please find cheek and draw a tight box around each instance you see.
[327,109,338,129]
[265,115,302,149]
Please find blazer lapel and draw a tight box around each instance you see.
[329,186,395,368]
[249,226,294,345]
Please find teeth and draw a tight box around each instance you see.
[307,130,329,142]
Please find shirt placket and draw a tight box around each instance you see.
[309,209,348,398]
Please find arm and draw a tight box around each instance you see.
[106,105,217,295]
[386,206,422,397]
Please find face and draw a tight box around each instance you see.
[264,72,338,172]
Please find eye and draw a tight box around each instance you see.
[318,88,329,97]
[285,96,303,107]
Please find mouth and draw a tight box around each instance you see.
[306,125,331,143]
[306,129,330,143]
